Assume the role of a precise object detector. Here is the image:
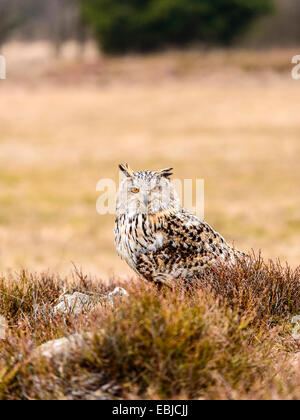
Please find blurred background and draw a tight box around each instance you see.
[0,0,299,278]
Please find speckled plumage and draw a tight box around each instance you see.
[114,164,245,287]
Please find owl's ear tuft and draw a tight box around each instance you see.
[158,168,173,179]
[119,163,135,178]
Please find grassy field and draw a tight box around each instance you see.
[0,42,299,278]
[0,42,300,400]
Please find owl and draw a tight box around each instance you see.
[114,164,245,287]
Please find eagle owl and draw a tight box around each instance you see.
[114,164,245,286]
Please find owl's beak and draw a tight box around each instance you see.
[143,194,149,207]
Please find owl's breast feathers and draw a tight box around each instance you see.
[114,208,245,286]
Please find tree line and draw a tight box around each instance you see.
[0,0,299,54]
[0,0,86,53]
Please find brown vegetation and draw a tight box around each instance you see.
[0,256,300,400]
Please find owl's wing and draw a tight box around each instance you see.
[135,210,236,286]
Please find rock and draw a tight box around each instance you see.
[53,292,99,315]
[107,287,129,298]
[33,287,129,358]
[35,287,130,360]
[105,287,130,308]
[53,287,129,315]
[33,331,97,360]
[34,334,84,359]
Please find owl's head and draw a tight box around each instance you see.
[116,163,180,217]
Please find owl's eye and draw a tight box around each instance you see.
[130,187,139,194]
[152,186,161,193]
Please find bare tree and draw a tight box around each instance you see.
[244,0,300,47]
[46,0,87,56]
[0,0,42,50]
[0,0,22,50]
[20,0,88,57]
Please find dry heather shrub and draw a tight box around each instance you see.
[0,256,299,400]
[85,286,276,400]
[0,286,274,400]
[197,254,300,325]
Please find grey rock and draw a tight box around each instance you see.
[53,287,129,315]
[53,292,99,315]
[105,287,130,308]
[34,334,86,359]
[35,287,130,360]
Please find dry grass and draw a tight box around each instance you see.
[0,257,300,400]
[0,42,299,276]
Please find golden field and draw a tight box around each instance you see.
[0,42,300,279]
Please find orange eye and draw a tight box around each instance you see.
[152,186,160,193]
[131,187,139,194]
